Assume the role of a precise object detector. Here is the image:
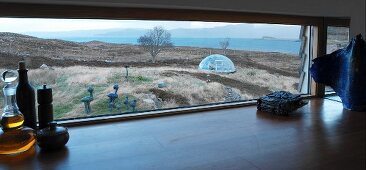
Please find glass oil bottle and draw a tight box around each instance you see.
[0,70,36,155]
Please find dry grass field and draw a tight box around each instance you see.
[1,64,299,119]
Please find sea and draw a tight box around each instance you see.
[54,37,301,55]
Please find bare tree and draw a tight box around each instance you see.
[138,26,173,63]
[219,38,230,55]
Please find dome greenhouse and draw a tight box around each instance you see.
[198,54,236,73]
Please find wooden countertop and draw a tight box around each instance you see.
[0,98,365,170]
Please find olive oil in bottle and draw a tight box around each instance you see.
[0,70,36,155]
[0,114,24,129]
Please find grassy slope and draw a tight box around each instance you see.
[20,66,298,119]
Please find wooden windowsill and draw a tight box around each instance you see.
[0,97,364,169]
[58,100,257,127]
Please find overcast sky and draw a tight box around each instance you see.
[0,18,297,32]
[0,18,244,32]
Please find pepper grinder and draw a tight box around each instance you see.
[36,85,69,150]
[37,84,53,129]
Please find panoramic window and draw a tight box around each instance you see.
[325,26,350,92]
[0,18,304,120]
[327,26,350,54]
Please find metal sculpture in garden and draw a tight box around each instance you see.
[107,84,119,112]
[81,86,94,114]
[123,96,129,110]
[130,99,137,112]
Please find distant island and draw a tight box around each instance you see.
[261,36,278,40]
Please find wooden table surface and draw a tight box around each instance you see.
[0,98,365,170]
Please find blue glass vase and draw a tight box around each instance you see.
[310,34,366,111]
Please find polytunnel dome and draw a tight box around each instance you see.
[198,54,236,73]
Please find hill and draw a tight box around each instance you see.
[0,32,299,77]
[26,23,301,39]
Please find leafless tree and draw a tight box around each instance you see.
[138,26,173,63]
[219,38,230,55]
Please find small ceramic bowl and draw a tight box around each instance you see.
[36,121,69,150]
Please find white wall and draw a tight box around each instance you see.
[1,0,365,37]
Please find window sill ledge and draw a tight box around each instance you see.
[59,100,257,127]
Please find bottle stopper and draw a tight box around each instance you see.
[18,61,26,70]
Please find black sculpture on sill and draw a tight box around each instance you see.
[310,34,366,111]
[257,91,307,116]
[107,84,119,112]
[81,86,94,114]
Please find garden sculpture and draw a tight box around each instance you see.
[81,86,94,114]
[124,66,130,82]
[130,99,137,112]
[107,84,119,112]
[123,96,129,110]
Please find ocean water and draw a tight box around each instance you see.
[56,37,301,54]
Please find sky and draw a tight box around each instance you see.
[0,18,243,32]
[0,18,301,40]
[0,18,297,32]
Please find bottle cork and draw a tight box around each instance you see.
[18,61,26,70]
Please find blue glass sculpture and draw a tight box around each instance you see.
[310,34,366,111]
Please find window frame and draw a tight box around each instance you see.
[0,2,350,126]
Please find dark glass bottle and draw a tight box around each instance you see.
[16,61,36,129]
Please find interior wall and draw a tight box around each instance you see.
[1,0,365,37]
